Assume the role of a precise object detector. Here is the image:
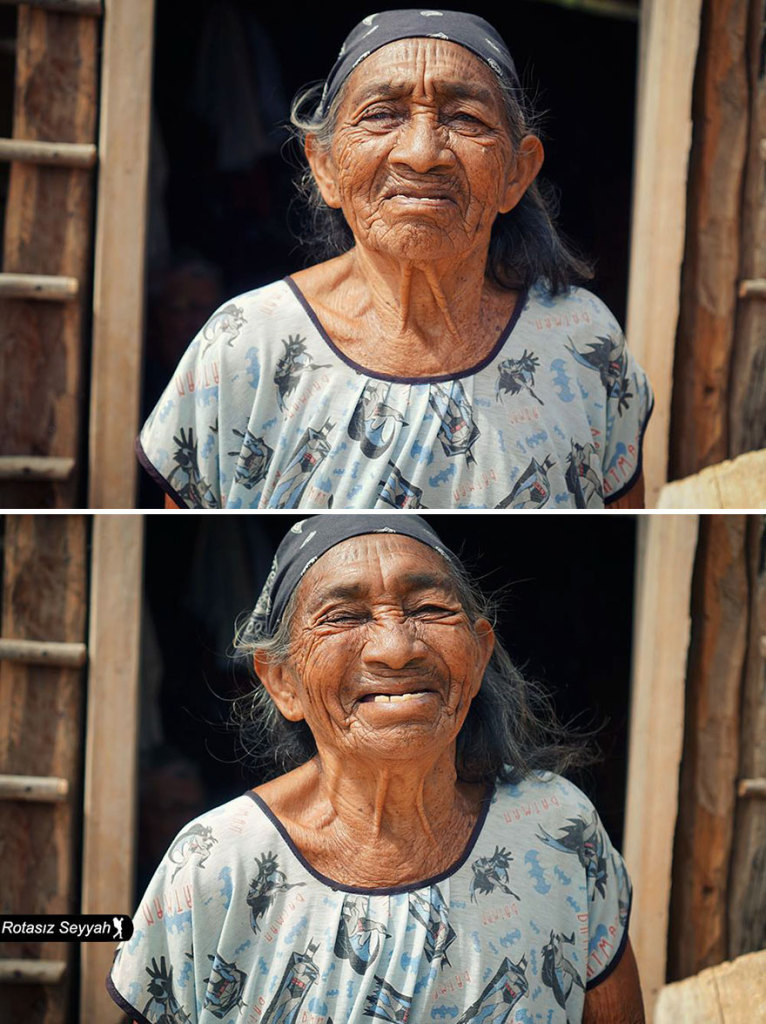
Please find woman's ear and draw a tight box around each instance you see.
[499,134,544,214]
[305,134,343,210]
[253,653,306,722]
[472,618,496,695]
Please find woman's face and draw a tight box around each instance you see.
[257,534,494,765]
[307,38,543,265]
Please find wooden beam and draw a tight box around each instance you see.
[0,638,87,667]
[0,0,102,14]
[737,777,766,798]
[655,947,766,1023]
[625,0,702,504]
[667,516,748,980]
[0,961,67,985]
[0,775,69,801]
[0,274,78,300]
[0,7,98,509]
[80,515,143,1024]
[623,514,699,1018]
[0,516,87,1024]
[670,0,751,479]
[728,516,766,957]
[657,447,766,508]
[88,0,155,509]
[0,138,97,168]
[0,456,75,481]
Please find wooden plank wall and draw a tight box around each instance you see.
[80,515,144,1024]
[729,1,766,457]
[667,516,749,979]
[669,0,751,479]
[623,514,699,1017]
[728,516,766,958]
[0,516,88,1024]
[88,0,155,509]
[0,9,97,508]
[625,0,702,504]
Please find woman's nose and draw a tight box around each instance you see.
[362,618,424,669]
[390,113,453,174]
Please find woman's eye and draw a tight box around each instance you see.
[361,108,398,122]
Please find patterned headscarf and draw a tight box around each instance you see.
[243,514,456,641]
[318,9,521,117]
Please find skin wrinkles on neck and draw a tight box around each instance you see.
[295,38,543,377]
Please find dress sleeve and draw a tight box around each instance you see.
[601,329,654,504]
[585,807,632,989]
[106,854,199,1024]
[137,304,240,508]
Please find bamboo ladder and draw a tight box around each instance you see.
[0,0,101,507]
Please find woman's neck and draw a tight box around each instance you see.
[292,247,517,377]
[255,752,486,887]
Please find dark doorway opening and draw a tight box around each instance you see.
[140,0,639,506]
[137,513,636,893]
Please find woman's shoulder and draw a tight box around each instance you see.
[493,770,599,820]
[523,281,623,335]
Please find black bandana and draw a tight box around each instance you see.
[318,9,521,117]
[244,514,456,641]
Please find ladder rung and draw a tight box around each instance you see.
[0,138,96,169]
[0,775,69,802]
[760,138,766,160]
[0,274,78,301]
[738,778,766,798]
[0,456,75,481]
[0,638,87,667]
[739,279,766,299]
[0,0,102,15]
[0,960,67,984]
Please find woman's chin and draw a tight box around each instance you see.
[362,223,468,264]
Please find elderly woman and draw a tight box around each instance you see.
[108,515,644,1023]
[137,10,652,510]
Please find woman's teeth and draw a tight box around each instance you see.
[370,692,424,703]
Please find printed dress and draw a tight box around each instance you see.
[137,278,653,509]
[107,772,632,1024]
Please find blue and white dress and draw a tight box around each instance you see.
[107,772,632,1023]
[137,278,653,509]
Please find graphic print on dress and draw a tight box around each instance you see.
[200,304,246,355]
[428,380,480,464]
[141,955,192,1024]
[496,455,555,509]
[469,846,520,902]
[565,334,633,415]
[246,852,306,933]
[229,428,274,489]
[379,462,426,509]
[537,810,608,899]
[454,954,529,1023]
[363,976,412,1022]
[274,335,330,411]
[271,419,334,508]
[564,440,603,508]
[334,894,389,974]
[261,939,320,1024]
[408,885,456,967]
[167,823,218,882]
[348,382,408,458]
[495,351,544,405]
[203,953,248,1019]
[167,427,217,507]
[540,931,585,1013]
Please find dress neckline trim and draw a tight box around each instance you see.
[244,784,493,895]
[283,276,528,385]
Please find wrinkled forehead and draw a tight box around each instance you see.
[294,532,459,612]
[340,36,506,105]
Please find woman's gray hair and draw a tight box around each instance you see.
[287,68,592,295]
[232,551,589,784]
